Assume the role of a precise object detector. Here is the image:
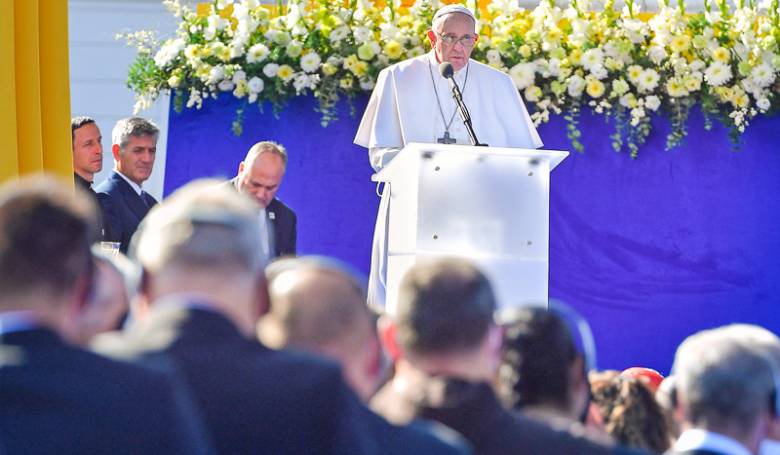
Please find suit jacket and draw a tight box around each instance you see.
[226,177,297,258]
[372,375,647,455]
[95,171,158,253]
[94,304,374,454]
[0,327,207,454]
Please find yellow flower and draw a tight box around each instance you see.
[670,35,691,54]
[168,74,181,88]
[684,76,702,92]
[185,45,203,61]
[519,45,532,59]
[195,64,211,81]
[277,64,294,81]
[732,92,749,108]
[343,55,358,70]
[384,40,403,60]
[665,78,687,97]
[547,28,562,43]
[586,78,605,98]
[357,43,376,61]
[627,65,643,83]
[233,80,248,98]
[712,47,731,63]
[340,77,353,89]
[322,63,338,76]
[351,61,369,77]
[569,49,583,66]
[605,57,624,71]
[211,43,231,62]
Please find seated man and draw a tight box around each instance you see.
[372,258,641,455]
[667,325,778,455]
[229,141,296,258]
[95,117,159,253]
[0,176,207,454]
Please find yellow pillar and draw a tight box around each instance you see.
[0,0,19,182]
[39,0,74,184]
[14,0,44,176]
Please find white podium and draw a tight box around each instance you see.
[372,142,569,314]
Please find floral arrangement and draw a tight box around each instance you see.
[124,0,780,157]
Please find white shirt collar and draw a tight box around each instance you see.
[115,170,143,196]
[674,429,753,455]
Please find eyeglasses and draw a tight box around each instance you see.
[436,33,477,47]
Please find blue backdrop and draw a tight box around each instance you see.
[165,94,780,374]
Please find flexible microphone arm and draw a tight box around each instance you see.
[439,62,487,147]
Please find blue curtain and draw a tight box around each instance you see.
[165,93,780,373]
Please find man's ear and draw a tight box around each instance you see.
[111,144,121,161]
[426,29,437,48]
[238,161,245,177]
[378,315,402,363]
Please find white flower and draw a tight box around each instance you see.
[648,46,667,65]
[509,63,536,90]
[248,76,264,94]
[154,38,185,67]
[757,97,771,111]
[704,61,733,87]
[263,63,280,78]
[360,79,375,90]
[286,40,303,58]
[567,75,586,97]
[590,65,608,80]
[637,69,660,92]
[353,26,372,43]
[581,48,604,72]
[246,43,269,64]
[293,74,310,93]
[300,52,322,73]
[750,63,776,87]
[218,80,234,92]
[486,49,502,66]
[330,26,349,43]
[380,23,400,41]
[645,95,661,111]
[208,65,226,84]
[232,70,247,84]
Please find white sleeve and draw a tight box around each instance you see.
[368,147,402,172]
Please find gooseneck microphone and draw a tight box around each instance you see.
[439,62,486,147]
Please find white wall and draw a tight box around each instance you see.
[69,0,178,200]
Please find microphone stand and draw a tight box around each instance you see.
[444,73,487,147]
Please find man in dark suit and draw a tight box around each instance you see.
[0,176,209,455]
[71,116,103,198]
[95,116,159,253]
[665,325,778,455]
[372,258,645,455]
[94,180,375,454]
[230,141,296,258]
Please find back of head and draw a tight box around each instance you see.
[264,256,372,352]
[499,306,578,411]
[672,326,777,435]
[133,179,266,281]
[395,257,496,356]
[0,175,97,306]
[589,371,671,453]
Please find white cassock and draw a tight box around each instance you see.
[354,51,543,309]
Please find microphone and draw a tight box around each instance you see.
[438,62,486,147]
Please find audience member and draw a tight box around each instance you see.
[497,306,593,431]
[64,248,133,345]
[371,257,643,455]
[588,371,671,453]
[71,116,103,198]
[229,141,296,258]
[622,367,665,394]
[667,325,777,455]
[0,176,207,454]
[95,117,159,253]
[262,256,385,401]
[93,180,376,454]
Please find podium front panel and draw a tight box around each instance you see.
[416,150,550,258]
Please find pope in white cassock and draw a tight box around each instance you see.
[354,4,543,308]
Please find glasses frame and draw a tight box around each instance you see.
[435,32,478,47]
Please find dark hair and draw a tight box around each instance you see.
[71,116,97,142]
[0,176,98,301]
[590,372,671,453]
[396,258,496,356]
[499,307,578,411]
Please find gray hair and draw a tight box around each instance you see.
[111,117,159,152]
[132,179,267,279]
[672,325,777,434]
[244,141,288,168]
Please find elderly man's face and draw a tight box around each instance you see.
[427,13,478,72]
[113,135,157,186]
[237,152,285,208]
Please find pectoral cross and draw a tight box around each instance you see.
[437,131,456,144]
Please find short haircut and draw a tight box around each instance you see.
[244,141,288,168]
[111,117,159,152]
[395,258,496,356]
[133,179,267,278]
[265,256,371,350]
[673,326,777,433]
[0,176,98,302]
[71,116,97,142]
[499,307,578,410]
